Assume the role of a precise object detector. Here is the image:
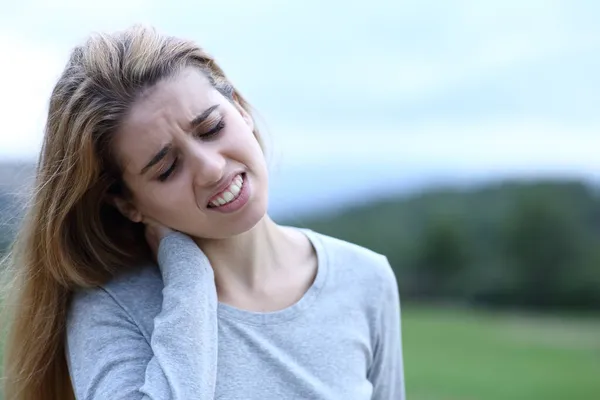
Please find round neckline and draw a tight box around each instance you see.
[216,228,329,325]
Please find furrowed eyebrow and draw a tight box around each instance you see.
[140,143,172,175]
[189,105,219,130]
[139,105,219,175]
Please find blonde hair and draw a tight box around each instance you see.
[1,25,262,399]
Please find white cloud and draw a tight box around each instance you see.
[29,0,148,11]
[0,0,598,176]
[0,34,65,159]
[275,118,600,174]
[325,0,596,103]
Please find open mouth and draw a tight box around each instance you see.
[207,173,246,208]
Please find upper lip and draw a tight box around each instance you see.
[207,171,243,204]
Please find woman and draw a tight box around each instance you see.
[2,25,404,399]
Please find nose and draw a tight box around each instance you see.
[188,142,226,187]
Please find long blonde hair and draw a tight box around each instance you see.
[1,25,262,399]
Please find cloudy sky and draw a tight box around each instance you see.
[1,0,599,181]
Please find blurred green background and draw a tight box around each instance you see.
[2,177,600,399]
[284,180,600,399]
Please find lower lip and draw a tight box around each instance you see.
[208,173,250,213]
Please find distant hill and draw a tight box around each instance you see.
[286,179,600,310]
[0,162,35,250]
[0,161,35,194]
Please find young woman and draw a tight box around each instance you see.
[2,25,405,400]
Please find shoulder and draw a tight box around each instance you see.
[303,228,398,297]
[68,263,163,338]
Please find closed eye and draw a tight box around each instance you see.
[198,119,226,139]
[158,157,178,181]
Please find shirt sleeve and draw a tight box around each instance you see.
[367,256,406,400]
[66,232,218,400]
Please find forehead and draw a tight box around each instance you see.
[122,67,217,137]
[114,67,220,172]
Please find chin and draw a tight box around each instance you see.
[224,195,269,238]
[217,170,270,237]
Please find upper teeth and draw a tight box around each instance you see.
[210,174,243,207]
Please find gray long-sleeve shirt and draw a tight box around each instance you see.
[66,228,405,399]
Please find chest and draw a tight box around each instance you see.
[213,314,375,400]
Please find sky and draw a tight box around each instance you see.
[0,0,599,184]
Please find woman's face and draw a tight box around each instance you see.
[112,67,269,239]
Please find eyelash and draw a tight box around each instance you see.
[198,119,226,139]
[158,158,178,182]
[157,119,226,182]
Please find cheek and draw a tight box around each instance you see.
[232,128,265,163]
[136,180,194,218]
[225,114,261,150]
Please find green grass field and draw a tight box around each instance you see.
[402,306,600,400]
[1,306,598,399]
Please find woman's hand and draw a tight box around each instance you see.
[143,217,175,260]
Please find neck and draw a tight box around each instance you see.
[193,216,291,292]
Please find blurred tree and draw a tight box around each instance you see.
[502,193,587,308]
[412,215,470,299]
[295,179,600,310]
